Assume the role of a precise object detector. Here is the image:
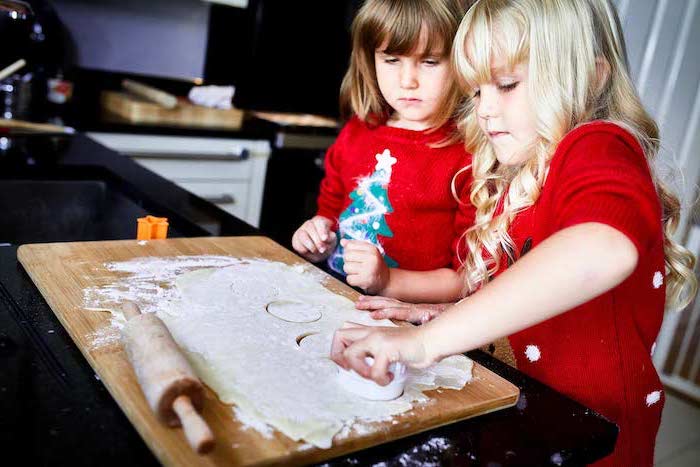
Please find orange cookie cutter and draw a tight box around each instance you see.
[136,215,169,240]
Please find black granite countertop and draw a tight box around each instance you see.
[0,134,617,466]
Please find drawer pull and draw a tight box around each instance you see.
[202,194,236,204]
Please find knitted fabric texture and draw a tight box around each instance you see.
[317,116,474,273]
[500,122,665,466]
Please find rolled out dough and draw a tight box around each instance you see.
[154,259,473,448]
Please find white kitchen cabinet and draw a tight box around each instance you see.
[87,132,271,227]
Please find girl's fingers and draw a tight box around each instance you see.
[371,306,427,324]
[369,352,393,386]
[346,273,370,289]
[342,250,373,264]
[342,330,395,385]
[343,262,359,275]
[369,307,411,321]
[323,235,337,247]
[345,348,373,379]
[305,223,326,253]
[291,235,305,253]
[297,231,317,253]
[330,323,371,366]
[311,217,331,242]
[355,296,402,310]
[341,239,375,253]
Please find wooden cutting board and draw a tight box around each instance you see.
[18,236,519,466]
[101,91,244,130]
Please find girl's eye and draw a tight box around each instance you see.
[384,57,399,64]
[423,59,440,66]
[472,89,481,98]
[498,81,519,92]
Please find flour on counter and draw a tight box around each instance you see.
[83,255,473,448]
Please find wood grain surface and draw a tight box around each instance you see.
[101,91,244,130]
[18,236,519,466]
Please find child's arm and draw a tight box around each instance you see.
[382,267,464,302]
[341,239,464,302]
[422,222,638,362]
[332,222,639,383]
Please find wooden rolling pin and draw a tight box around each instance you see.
[121,301,215,454]
[122,79,178,109]
[0,118,75,134]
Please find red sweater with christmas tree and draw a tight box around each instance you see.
[499,122,665,466]
[317,116,474,273]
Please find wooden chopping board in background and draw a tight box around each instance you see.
[101,91,244,130]
[18,236,519,466]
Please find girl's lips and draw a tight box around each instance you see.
[488,131,508,138]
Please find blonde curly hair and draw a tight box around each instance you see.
[452,0,697,311]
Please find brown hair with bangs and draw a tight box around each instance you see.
[340,0,467,128]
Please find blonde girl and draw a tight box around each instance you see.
[292,0,475,303]
[331,1,698,465]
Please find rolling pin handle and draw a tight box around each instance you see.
[172,395,215,454]
[122,301,142,321]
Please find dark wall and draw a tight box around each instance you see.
[52,0,210,80]
[205,0,359,118]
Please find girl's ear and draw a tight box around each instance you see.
[595,56,611,92]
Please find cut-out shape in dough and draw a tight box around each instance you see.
[266,299,323,323]
[296,332,332,359]
[295,332,319,347]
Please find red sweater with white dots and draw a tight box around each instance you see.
[316,116,474,272]
[497,122,665,466]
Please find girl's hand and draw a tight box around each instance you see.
[330,322,433,385]
[291,216,337,262]
[355,295,450,324]
[341,239,389,294]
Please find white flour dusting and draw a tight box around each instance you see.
[83,255,473,449]
[83,255,245,320]
[86,325,121,351]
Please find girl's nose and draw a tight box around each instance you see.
[477,87,499,119]
[400,63,419,89]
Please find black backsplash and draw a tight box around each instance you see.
[204,0,359,118]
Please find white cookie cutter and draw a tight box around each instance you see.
[336,356,407,401]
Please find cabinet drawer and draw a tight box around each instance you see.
[134,157,253,181]
[177,181,251,224]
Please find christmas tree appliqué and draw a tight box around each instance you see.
[328,148,399,274]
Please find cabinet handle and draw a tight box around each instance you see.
[202,194,236,204]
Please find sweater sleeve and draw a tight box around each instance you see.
[550,129,662,255]
[316,130,348,222]
[451,162,476,270]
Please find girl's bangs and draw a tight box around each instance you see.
[460,3,529,89]
[375,3,451,57]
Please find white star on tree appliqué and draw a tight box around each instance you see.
[375,149,397,172]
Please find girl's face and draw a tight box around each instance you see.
[471,58,539,165]
[374,32,451,131]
